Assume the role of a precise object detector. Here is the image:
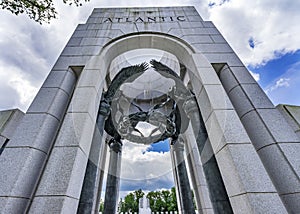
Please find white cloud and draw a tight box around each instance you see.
[120,141,173,182]
[249,70,260,82]
[208,0,300,67]
[264,62,300,105]
[266,78,290,94]
[1,1,299,111]
[1,0,300,194]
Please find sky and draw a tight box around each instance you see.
[1,0,300,199]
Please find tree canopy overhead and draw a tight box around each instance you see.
[0,0,90,24]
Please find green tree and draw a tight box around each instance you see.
[147,188,178,212]
[0,0,90,24]
[119,188,180,213]
[99,199,104,212]
[119,189,144,213]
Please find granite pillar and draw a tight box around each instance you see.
[77,105,107,213]
[183,96,232,213]
[171,137,195,214]
[103,138,122,214]
[219,64,300,212]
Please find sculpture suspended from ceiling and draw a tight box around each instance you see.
[99,60,198,145]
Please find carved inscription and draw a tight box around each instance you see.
[102,16,186,23]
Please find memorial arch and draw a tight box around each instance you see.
[0,7,299,214]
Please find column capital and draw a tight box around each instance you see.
[99,97,111,117]
[171,136,185,151]
[108,138,122,153]
[182,96,198,116]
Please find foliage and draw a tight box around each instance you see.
[99,199,104,212]
[147,187,178,212]
[0,0,90,24]
[119,187,178,213]
[119,189,145,213]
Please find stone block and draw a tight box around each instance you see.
[257,109,299,143]
[0,135,6,148]
[75,24,87,31]
[192,54,214,68]
[160,22,181,33]
[279,143,300,177]
[42,69,76,96]
[184,8,200,16]
[258,144,300,194]
[80,37,110,46]
[7,113,59,153]
[0,147,46,198]
[76,69,104,89]
[68,87,100,120]
[0,110,12,132]
[29,195,79,213]
[194,67,221,86]
[210,35,226,43]
[276,105,300,135]
[179,21,204,28]
[187,15,204,22]
[181,35,213,44]
[218,65,238,92]
[193,43,233,53]
[205,110,251,153]
[35,147,88,198]
[229,66,257,84]
[0,197,29,214]
[241,110,275,149]
[281,193,300,213]
[66,37,82,47]
[229,193,287,214]
[110,23,139,34]
[86,23,102,30]
[228,86,253,117]
[189,72,204,100]
[27,87,70,120]
[55,113,95,155]
[52,56,91,70]
[216,144,276,197]
[135,22,163,33]
[0,109,24,139]
[61,45,102,56]
[202,21,215,28]
[198,85,233,122]
[242,84,274,108]
[72,29,98,38]
[168,28,220,38]
[96,29,124,39]
[204,53,244,67]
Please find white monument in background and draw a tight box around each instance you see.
[139,195,151,214]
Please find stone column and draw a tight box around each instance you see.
[103,138,122,214]
[219,64,300,212]
[170,143,182,213]
[77,102,108,214]
[0,68,77,213]
[170,137,195,214]
[183,96,232,213]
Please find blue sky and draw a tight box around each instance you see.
[1,0,300,197]
[249,50,300,106]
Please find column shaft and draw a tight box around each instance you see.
[77,112,106,214]
[103,139,122,214]
[171,138,195,214]
[184,98,233,213]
